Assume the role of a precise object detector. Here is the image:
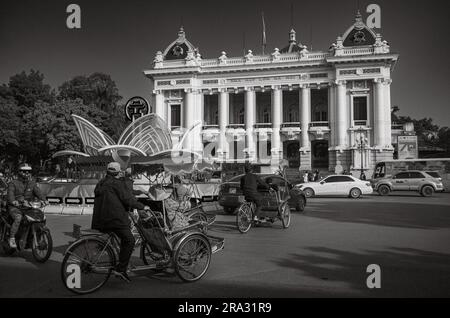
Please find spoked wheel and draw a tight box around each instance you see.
[280,203,291,229]
[236,203,253,234]
[61,237,115,295]
[174,234,211,282]
[31,228,53,263]
[0,223,15,256]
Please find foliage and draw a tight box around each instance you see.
[0,97,21,160]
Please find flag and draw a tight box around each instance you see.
[261,12,266,54]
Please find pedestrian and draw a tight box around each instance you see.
[360,171,366,180]
[313,169,320,182]
[308,171,314,182]
[91,162,150,282]
[302,171,309,183]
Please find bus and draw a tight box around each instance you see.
[372,158,450,191]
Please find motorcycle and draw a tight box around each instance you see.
[0,200,53,262]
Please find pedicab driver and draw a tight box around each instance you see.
[240,162,270,221]
[92,162,150,283]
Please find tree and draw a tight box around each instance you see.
[8,70,55,110]
[0,97,21,161]
[59,72,122,113]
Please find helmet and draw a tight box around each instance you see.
[107,162,122,175]
[19,163,32,171]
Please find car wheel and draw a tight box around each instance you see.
[303,188,314,198]
[296,197,306,212]
[378,185,390,196]
[421,185,434,197]
[224,207,235,214]
[349,188,361,199]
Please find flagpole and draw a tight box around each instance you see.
[261,11,266,55]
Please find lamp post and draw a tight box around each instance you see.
[356,128,368,179]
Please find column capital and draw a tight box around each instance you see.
[244,86,255,92]
[271,84,282,90]
[218,88,228,93]
[373,78,384,84]
[334,80,347,86]
[299,84,310,89]
[383,78,393,85]
[184,88,200,94]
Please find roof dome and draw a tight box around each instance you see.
[162,27,198,60]
[280,28,307,53]
[341,11,376,47]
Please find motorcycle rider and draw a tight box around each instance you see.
[7,163,47,248]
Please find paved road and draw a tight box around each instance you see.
[1,192,450,298]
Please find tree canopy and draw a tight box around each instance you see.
[0,70,127,170]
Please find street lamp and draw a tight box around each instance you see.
[356,128,368,179]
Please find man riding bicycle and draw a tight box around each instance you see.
[7,163,47,249]
[92,162,150,283]
[240,163,270,221]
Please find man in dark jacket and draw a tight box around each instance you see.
[92,162,149,282]
[7,163,47,249]
[240,163,270,221]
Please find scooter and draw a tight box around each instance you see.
[0,200,53,262]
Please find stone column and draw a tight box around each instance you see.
[373,78,385,148]
[328,84,336,148]
[183,89,195,150]
[218,89,229,160]
[245,87,256,159]
[384,79,393,149]
[271,85,282,162]
[155,90,165,121]
[299,85,311,171]
[300,85,311,151]
[336,80,348,148]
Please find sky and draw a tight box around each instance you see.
[1,0,449,126]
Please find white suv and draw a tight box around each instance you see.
[373,170,444,197]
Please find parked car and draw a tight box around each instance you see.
[218,174,307,214]
[373,170,444,196]
[296,175,373,198]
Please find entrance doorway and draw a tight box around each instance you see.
[311,140,329,170]
[284,141,300,168]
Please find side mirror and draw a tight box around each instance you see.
[320,181,325,185]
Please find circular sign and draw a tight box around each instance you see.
[124,96,151,121]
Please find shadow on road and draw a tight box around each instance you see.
[305,202,450,229]
[273,246,450,297]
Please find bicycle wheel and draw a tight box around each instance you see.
[236,203,253,234]
[280,203,291,229]
[174,233,211,282]
[61,237,115,295]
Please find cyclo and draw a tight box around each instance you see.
[60,155,224,295]
[236,180,291,234]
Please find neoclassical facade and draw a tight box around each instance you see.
[144,12,399,178]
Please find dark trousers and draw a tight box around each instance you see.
[245,194,263,216]
[105,227,135,272]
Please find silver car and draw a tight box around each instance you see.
[373,170,444,197]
